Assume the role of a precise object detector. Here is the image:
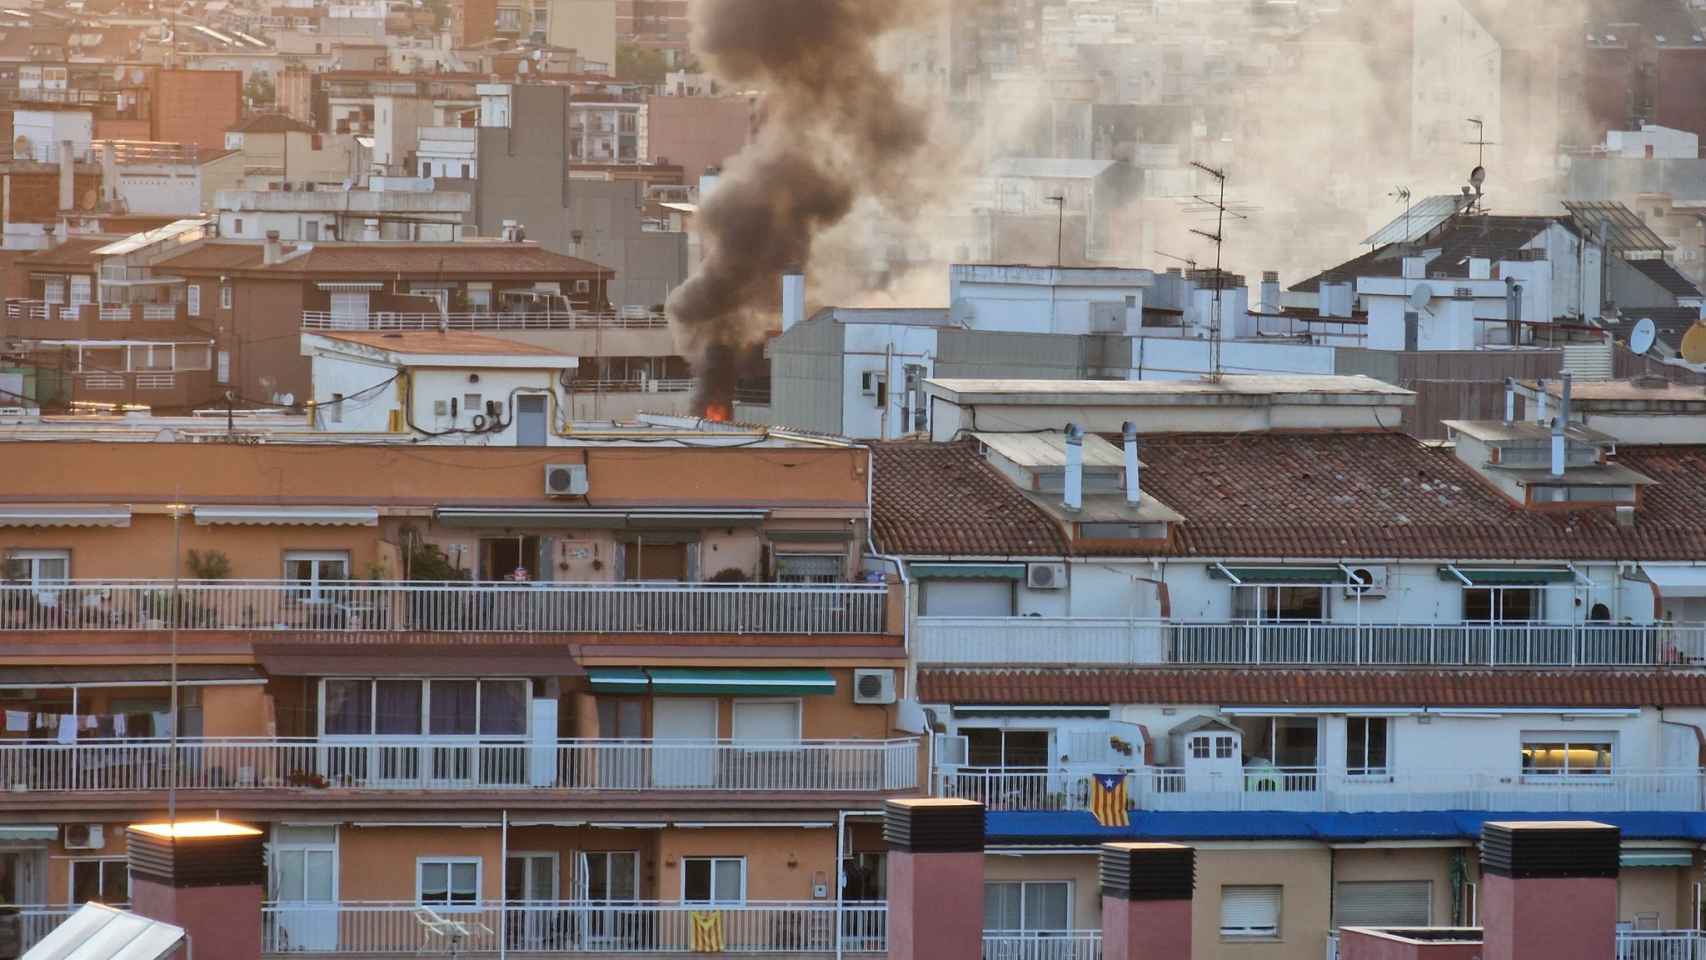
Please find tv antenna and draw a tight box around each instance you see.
[1390,187,1412,246]
[1464,117,1497,167]
[1153,250,1198,271]
[1188,160,1234,382]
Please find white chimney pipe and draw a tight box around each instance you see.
[1259,271,1280,316]
[263,229,282,266]
[782,271,805,331]
[1503,377,1515,424]
[1122,420,1141,506]
[1535,378,1548,424]
[1063,423,1083,513]
[1551,416,1566,477]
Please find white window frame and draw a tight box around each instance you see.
[5,549,70,586]
[983,879,1074,933]
[69,857,129,905]
[731,698,803,744]
[269,825,339,903]
[284,550,350,601]
[217,350,230,384]
[187,283,201,317]
[1220,884,1282,939]
[1345,716,1391,776]
[317,677,531,740]
[416,857,481,910]
[221,285,233,309]
[582,850,640,902]
[680,857,746,905]
[1521,732,1615,778]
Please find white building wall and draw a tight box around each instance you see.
[1126,337,1337,380]
[13,109,93,160]
[839,324,938,439]
[115,169,202,215]
[309,353,569,442]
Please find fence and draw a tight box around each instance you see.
[917,618,1165,665]
[302,310,668,332]
[1328,930,1706,960]
[983,931,1103,960]
[0,579,888,635]
[1170,622,1706,667]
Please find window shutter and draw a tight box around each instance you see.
[188,283,200,317]
[1221,886,1281,935]
[1334,881,1431,928]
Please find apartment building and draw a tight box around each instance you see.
[0,436,915,953]
[866,375,1706,960]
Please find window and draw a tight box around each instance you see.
[583,851,638,901]
[1221,885,1281,938]
[1522,735,1614,776]
[776,554,842,583]
[221,285,233,309]
[217,351,230,384]
[1463,587,1541,623]
[187,283,201,317]
[596,699,644,739]
[5,549,69,585]
[1346,717,1390,775]
[421,161,431,177]
[574,279,591,293]
[984,880,1071,931]
[322,678,527,738]
[69,275,91,306]
[1191,736,1210,759]
[232,218,243,237]
[71,859,128,905]
[964,728,1050,768]
[418,858,479,908]
[1335,881,1430,929]
[682,858,744,903]
[1234,586,1326,622]
[1215,735,1236,759]
[284,550,349,600]
[732,700,801,742]
[328,392,344,424]
[304,220,320,242]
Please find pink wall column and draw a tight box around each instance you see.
[1480,821,1620,960]
[1100,842,1194,960]
[128,821,266,960]
[885,798,985,960]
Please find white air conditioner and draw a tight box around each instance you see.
[1027,562,1067,590]
[1343,565,1388,598]
[853,669,896,705]
[63,824,104,850]
[544,463,589,496]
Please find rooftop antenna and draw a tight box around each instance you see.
[1153,250,1198,271]
[1464,117,1497,168]
[1189,160,1233,382]
[1389,186,1412,248]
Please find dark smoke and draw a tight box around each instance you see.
[668,0,933,410]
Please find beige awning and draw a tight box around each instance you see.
[193,505,378,526]
[0,506,131,527]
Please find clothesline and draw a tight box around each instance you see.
[2,710,173,744]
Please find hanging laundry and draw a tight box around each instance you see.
[4,711,26,733]
[56,714,76,745]
[82,715,98,730]
[112,714,127,737]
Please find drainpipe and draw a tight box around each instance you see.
[1535,378,1548,425]
[1064,423,1084,512]
[1503,378,1515,425]
[1122,421,1141,506]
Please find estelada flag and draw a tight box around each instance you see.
[690,909,725,953]
[1090,772,1130,827]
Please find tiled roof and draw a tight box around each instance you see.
[871,441,1069,557]
[16,237,110,269]
[870,434,1706,561]
[230,112,316,135]
[1629,258,1704,298]
[1292,216,1564,293]
[159,241,610,277]
[315,330,566,356]
[918,668,1706,707]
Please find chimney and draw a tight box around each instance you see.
[1469,256,1492,280]
[40,223,58,251]
[1321,278,1352,318]
[1551,372,1572,476]
[128,820,266,960]
[58,139,75,213]
[1122,421,1141,506]
[99,141,117,206]
[1535,378,1548,424]
[1505,277,1523,346]
[1480,821,1619,960]
[1101,843,1195,960]
[500,218,517,241]
[885,799,984,960]
[263,230,283,265]
[782,270,805,331]
[1504,377,1515,424]
[1259,270,1280,315]
[1063,423,1084,512]
[362,218,380,241]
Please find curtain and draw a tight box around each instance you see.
[478,680,527,736]
[323,680,371,735]
[429,680,478,736]
[375,680,422,735]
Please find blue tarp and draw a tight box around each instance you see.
[985,810,1706,846]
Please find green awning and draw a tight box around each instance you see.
[909,563,1024,580]
[587,667,651,693]
[0,826,56,843]
[1621,850,1694,868]
[1437,566,1576,586]
[1210,565,1351,585]
[649,668,837,696]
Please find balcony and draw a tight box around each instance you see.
[302,310,666,332]
[984,931,1103,960]
[915,618,1706,667]
[0,737,919,794]
[936,765,1705,813]
[0,580,889,635]
[1327,930,1703,960]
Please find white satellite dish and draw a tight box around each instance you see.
[1407,282,1434,312]
[1631,316,1657,356]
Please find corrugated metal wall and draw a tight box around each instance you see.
[767,315,845,435]
[1337,348,1564,439]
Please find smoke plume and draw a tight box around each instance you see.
[668,0,936,409]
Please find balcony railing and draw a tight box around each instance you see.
[984,931,1103,960]
[915,618,1706,667]
[1328,930,1703,960]
[0,579,888,635]
[0,737,919,794]
[259,900,889,954]
[302,310,668,332]
[938,765,1706,813]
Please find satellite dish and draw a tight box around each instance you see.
[1470,166,1487,190]
[1683,322,1706,365]
[1630,317,1657,356]
[278,392,295,407]
[1407,282,1434,312]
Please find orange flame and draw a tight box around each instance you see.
[703,402,733,423]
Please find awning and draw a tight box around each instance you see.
[255,644,583,677]
[435,507,767,529]
[0,505,130,527]
[1641,565,1706,599]
[909,563,1025,580]
[0,665,264,688]
[767,529,853,543]
[1211,565,1351,585]
[193,505,379,526]
[649,668,836,696]
[314,282,383,292]
[1621,849,1694,868]
[1438,566,1576,586]
[587,667,650,693]
[0,826,56,842]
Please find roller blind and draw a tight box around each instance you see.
[1334,881,1431,928]
[1221,886,1281,937]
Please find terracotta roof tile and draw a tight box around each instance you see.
[315,330,566,356]
[918,668,1706,707]
[871,441,1068,557]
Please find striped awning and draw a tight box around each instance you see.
[0,506,131,527]
[193,505,378,526]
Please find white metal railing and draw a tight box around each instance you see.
[140,304,178,321]
[917,618,1165,665]
[570,378,696,394]
[983,931,1103,960]
[302,310,669,331]
[78,373,124,390]
[0,579,888,634]
[99,305,131,321]
[6,300,54,321]
[1328,929,1706,960]
[916,618,1706,667]
[259,900,888,954]
[135,373,176,390]
[19,907,77,952]
[0,737,919,794]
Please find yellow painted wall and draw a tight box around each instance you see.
[982,852,1101,929]
[338,826,503,901]
[657,827,835,902]
[1332,846,1461,925]
[1194,846,1332,960]
[201,684,270,737]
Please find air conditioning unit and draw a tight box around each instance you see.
[853,669,896,704]
[63,824,104,850]
[543,463,589,496]
[1027,562,1067,589]
[1344,565,1388,598]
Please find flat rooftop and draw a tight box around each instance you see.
[926,375,1414,406]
